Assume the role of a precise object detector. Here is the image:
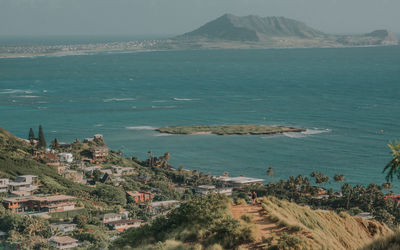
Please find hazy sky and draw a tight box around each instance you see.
[1,0,399,37]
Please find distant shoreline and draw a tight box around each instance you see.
[0,39,398,59]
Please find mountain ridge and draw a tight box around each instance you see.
[173,14,398,48]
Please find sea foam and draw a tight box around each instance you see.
[103,98,136,102]
[126,126,157,130]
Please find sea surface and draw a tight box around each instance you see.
[1,45,400,189]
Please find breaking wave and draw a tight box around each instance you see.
[103,98,136,102]
[126,126,157,130]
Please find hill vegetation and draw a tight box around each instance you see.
[156,125,305,135]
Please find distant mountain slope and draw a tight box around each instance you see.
[178,14,325,41]
[173,14,398,48]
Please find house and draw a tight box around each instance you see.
[150,200,180,215]
[2,195,77,213]
[216,176,264,187]
[126,191,154,203]
[0,179,9,193]
[111,166,136,176]
[91,146,109,161]
[2,196,31,213]
[58,153,74,163]
[83,165,102,174]
[0,230,8,239]
[102,213,122,223]
[29,195,77,213]
[385,194,400,203]
[105,219,142,232]
[49,236,79,249]
[94,134,103,140]
[195,185,232,196]
[50,223,77,234]
[8,175,39,196]
[43,153,61,167]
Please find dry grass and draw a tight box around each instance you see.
[260,196,392,250]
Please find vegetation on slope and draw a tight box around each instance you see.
[157,125,305,135]
[361,231,400,250]
[259,196,391,249]
[113,194,256,249]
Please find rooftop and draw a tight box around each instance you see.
[150,200,180,207]
[105,219,141,225]
[197,185,216,190]
[217,176,264,184]
[102,213,122,219]
[30,195,75,202]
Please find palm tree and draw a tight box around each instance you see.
[160,152,171,169]
[148,150,153,167]
[333,174,346,193]
[383,141,400,182]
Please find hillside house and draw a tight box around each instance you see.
[8,175,39,196]
[195,185,232,196]
[126,191,154,203]
[49,236,79,249]
[43,153,61,167]
[58,153,74,163]
[106,219,142,232]
[0,179,9,193]
[94,134,103,140]
[102,213,122,223]
[30,195,77,213]
[2,195,77,213]
[50,223,77,234]
[216,176,264,187]
[111,166,136,176]
[150,200,180,215]
[91,146,109,161]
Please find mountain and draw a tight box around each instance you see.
[171,14,398,48]
[178,14,325,41]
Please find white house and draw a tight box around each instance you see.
[58,153,74,163]
[50,223,77,234]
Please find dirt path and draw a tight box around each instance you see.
[231,203,284,248]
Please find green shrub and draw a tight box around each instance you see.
[240,213,254,223]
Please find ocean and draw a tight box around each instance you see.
[1,46,400,188]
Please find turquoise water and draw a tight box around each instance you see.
[1,46,400,187]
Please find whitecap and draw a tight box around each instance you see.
[154,133,173,137]
[103,98,136,102]
[152,100,169,103]
[283,132,306,138]
[0,89,29,94]
[43,90,48,93]
[126,126,157,130]
[95,124,104,127]
[301,128,330,135]
[15,95,40,98]
[173,98,199,101]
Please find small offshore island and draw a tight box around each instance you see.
[156,124,305,135]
